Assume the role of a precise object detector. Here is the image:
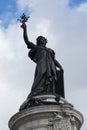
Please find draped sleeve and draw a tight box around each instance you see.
[28,49,37,63]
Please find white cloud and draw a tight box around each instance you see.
[17,0,30,11]
[77,2,87,13]
[0,0,87,130]
[0,29,13,59]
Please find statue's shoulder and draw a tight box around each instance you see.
[47,47,55,55]
[28,49,37,62]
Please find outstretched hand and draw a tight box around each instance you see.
[21,23,26,29]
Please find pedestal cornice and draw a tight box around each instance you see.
[9,103,84,130]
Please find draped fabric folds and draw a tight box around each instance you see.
[28,46,64,98]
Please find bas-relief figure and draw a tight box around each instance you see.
[19,14,65,110]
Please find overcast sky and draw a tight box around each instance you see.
[0,0,87,130]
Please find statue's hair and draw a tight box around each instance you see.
[36,36,47,45]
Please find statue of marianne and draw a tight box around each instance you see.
[21,23,65,99]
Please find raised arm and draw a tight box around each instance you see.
[21,23,36,49]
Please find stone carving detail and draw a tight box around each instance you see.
[70,116,77,130]
[47,111,80,130]
[9,104,84,130]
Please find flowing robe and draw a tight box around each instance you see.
[28,46,64,98]
[28,46,56,96]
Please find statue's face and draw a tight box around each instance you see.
[40,37,46,44]
[37,36,47,46]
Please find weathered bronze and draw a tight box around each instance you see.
[19,15,65,110]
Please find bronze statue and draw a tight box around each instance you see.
[19,14,65,110]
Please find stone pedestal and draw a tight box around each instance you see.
[9,103,84,130]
